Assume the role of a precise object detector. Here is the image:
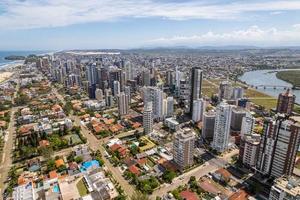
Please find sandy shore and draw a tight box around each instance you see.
[0,72,14,83]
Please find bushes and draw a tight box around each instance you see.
[162,170,176,183]
[137,176,159,194]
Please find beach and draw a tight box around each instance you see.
[0,71,13,83]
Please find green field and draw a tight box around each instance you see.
[76,179,89,196]
[203,79,278,110]
[276,70,300,87]
[249,98,278,110]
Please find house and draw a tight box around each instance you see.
[212,168,232,184]
[39,140,50,148]
[180,190,199,200]
[74,145,92,162]
[128,165,141,176]
[83,168,118,199]
[55,159,65,168]
[68,162,80,176]
[28,158,41,172]
[164,118,180,131]
[49,171,58,180]
[13,182,35,200]
[228,190,248,200]
[110,144,128,157]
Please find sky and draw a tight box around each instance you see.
[1,0,300,50]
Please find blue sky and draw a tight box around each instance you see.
[1,0,300,50]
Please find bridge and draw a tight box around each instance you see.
[250,85,290,90]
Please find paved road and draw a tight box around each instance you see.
[150,149,239,199]
[52,85,239,199]
[0,108,17,197]
[52,87,135,198]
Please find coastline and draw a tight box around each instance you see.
[239,68,300,105]
[0,61,24,83]
[0,71,14,83]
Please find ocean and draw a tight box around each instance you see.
[0,51,49,69]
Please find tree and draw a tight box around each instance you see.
[75,156,83,163]
[130,145,138,155]
[131,191,150,200]
[57,165,67,173]
[162,170,176,183]
[39,146,53,159]
[47,159,56,172]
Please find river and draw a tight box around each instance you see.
[239,69,300,104]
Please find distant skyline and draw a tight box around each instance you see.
[1,0,300,50]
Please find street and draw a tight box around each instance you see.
[150,149,238,199]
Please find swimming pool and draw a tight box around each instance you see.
[53,185,60,193]
[80,160,100,172]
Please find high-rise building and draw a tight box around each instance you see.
[95,88,103,101]
[276,89,296,115]
[113,81,120,97]
[124,61,133,81]
[202,111,216,142]
[240,112,255,138]
[124,86,131,104]
[241,134,260,168]
[179,79,190,112]
[219,81,233,100]
[232,87,244,100]
[192,99,206,123]
[256,118,278,176]
[143,102,153,134]
[175,67,182,88]
[269,176,300,200]
[173,128,196,171]
[211,102,233,152]
[166,70,174,87]
[190,67,203,114]
[143,87,164,120]
[257,117,300,178]
[109,67,121,89]
[270,119,300,178]
[117,92,129,116]
[230,108,247,132]
[163,96,174,117]
[104,89,113,107]
[86,63,97,86]
[142,68,151,86]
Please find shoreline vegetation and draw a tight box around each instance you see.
[276,70,300,89]
[4,55,26,61]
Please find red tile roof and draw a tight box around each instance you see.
[228,190,248,200]
[128,165,140,176]
[180,190,199,200]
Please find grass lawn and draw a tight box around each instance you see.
[276,70,300,87]
[63,134,82,145]
[203,79,280,110]
[202,87,218,97]
[76,179,89,197]
[294,105,300,114]
[244,88,273,98]
[249,98,278,110]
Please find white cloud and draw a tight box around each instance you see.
[1,0,300,29]
[146,25,300,46]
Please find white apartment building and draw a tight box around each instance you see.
[211,102,233,152]
[269,176,300,200]
[242,134,261,167]
[143,102,153,134]
[192,98,206,123]
[173,128,196,170]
